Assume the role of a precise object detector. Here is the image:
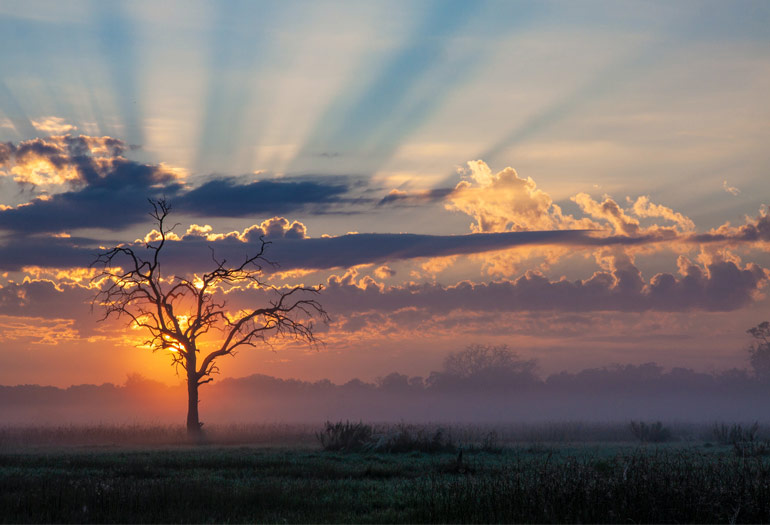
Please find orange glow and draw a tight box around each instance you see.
[10,158,80,186]
[162,334,185,353]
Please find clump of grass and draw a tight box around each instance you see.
[629,420,672,443]
[315,420,373,451]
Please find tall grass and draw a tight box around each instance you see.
[418,448,770,523]
[3,443,770,522]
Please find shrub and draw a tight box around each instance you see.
[315,421,373,451]
[629,421,672,443]
[712,422,759,445]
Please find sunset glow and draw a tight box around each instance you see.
[0,0,768,389]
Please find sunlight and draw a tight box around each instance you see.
[162,334,184,353]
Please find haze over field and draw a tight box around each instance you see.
[0,1,769,418]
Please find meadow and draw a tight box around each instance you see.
[2,422,770,523]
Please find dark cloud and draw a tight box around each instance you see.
[377,188,454,206]
[308,256,768,315]
[0,225,588,273]
[0,135,362,234]
[0,279,95,335]
[0,163,180,234]
[175,177,350,217]
[0,236,96,271]
[691,209,770,244]
[0,135,179,234]
[265,230,588,270]
[0,142,12,164]
[131,229,589,275]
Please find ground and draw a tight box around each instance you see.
[1,424,769,523]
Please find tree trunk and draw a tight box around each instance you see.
[186,360,201,437]
[186,378,200,435]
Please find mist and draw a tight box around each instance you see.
[4,345,769,426]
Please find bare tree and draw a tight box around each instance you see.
[92,199,328,436]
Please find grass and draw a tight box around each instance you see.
[2,423,770,523]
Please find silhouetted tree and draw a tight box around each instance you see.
[748,321,770,381]
[429,343,538,389]
[92,199,327,436]
[443,343,536,379]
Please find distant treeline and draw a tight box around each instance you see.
[3,344,770,424]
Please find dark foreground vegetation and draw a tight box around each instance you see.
[3,422,770,523]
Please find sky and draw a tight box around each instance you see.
[0,0,768,387]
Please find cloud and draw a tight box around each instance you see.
[0,217,591,273]
[629,195,695,231]
[440,160,703,277]
[691,206,770,245]
[446,160,591,232]
[262,229,590,272]
[444,161,746,249]
[311,253,768,317]
[0,134,360,234]
[572,193,641,236]
[0,279,94,336]
[175,177,351,217]
[0,134,129,187]
[374,265,396,279]
[0,135,180,234]
[0,314,79,345]
[0,235,103,271]
[377,187,454,206]
[31,117,76,135]
[149,228,592,276]
[723,180,741,196]
[3,204,767,275]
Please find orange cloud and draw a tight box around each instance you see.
[446,160,592,232]
[0,314,78,345]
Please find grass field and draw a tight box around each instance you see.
[2,423,770,523]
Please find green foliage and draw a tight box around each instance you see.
[629,421,672,443]
[315,420,373,452]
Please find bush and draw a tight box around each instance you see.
[629,421,672,443]
[315,421,373,451]
[316,422,456,453]
[712,422,759,445]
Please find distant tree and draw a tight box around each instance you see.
[92,199,328,436]
[430,343,538,389]
[443,343,536,379]
[377,372,410,391]
[748,321,770,381]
